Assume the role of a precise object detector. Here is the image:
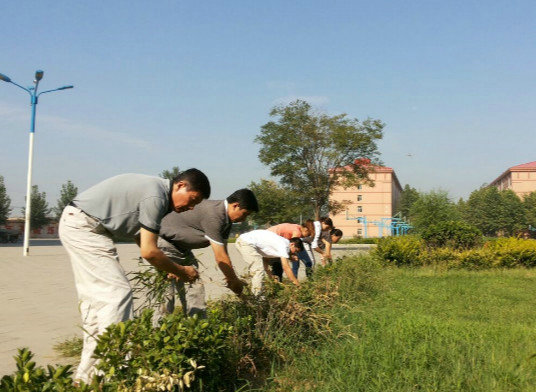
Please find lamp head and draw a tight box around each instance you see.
[0,73,11,83]
[58,85,74,90]
[34,70,44,83]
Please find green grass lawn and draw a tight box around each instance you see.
[270,267,536,391]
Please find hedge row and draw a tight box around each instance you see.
[374,236,536,269]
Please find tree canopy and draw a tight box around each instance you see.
[159,166,181,181]
[255,100,384,218]
[395,184,419,220]
[53,180,78,220]
[248,179,313,226]
[22,185,51,230]
[409,189,460,232]
[0,175,11,225]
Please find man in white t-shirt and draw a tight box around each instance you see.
[235,230,304,295]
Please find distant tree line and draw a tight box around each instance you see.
[396,184,536,237]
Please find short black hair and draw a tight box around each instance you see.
[289,237,305,252]
[172,168,211,199]
[330,228,343,237]
[226,189,259,212]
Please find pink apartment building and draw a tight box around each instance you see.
[330,164,402,238]
[489,161,536,199]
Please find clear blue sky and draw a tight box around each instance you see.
[1,0,535,214]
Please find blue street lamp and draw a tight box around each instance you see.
[0,70,73,256]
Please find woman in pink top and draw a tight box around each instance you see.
[268,221,315,279]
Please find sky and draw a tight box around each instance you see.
[1,0,535,215]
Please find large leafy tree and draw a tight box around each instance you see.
[523,191,536,229]
[53,180,78,219]
[395,184,419,220]
[159,166,181,181]
[463,186,525,236]
[248,179,313,226]
[409,189,460,232]
[22,185,51,230]
[255,100,384,219]
[0,175,11,225]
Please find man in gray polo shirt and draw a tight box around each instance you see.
[153,188,259,318]
[59,169,210,384]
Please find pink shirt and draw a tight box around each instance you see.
[268,223,302,240]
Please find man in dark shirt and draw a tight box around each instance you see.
[153,188,259,317]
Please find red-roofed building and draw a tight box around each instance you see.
[329,162,402,238]
[490,161,536,199]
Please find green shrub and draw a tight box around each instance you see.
[418,247,462,269]
[485,238,536,268]
[93,309,231,391]
[338,237,379,245]
[374,235,424,266]
[421,220,483,249]
[0,348,79,391]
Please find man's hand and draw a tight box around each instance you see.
[226,278,246,295]
[169,265,199,283]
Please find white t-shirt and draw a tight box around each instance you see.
[238,230,290,258]
[311,221,322,249]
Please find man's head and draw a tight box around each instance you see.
[171,168,211,213]
[226,189,259,222]
[289,237,305,255]
[330,228,343,244]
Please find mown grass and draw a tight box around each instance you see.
[269,264,536,391]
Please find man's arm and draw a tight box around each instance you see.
[139,228,198,282]
[210,242,245,295]
[280,257,300,286]
[323,239,333,261]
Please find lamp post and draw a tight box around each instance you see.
[0,70,73,256]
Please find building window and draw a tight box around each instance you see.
[357,195,362,201]
[357,184,362,190]
[357,206,363,213]
[357,229,362,236]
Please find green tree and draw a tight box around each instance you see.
[248,179,313,226]
[53,180,78,219]
[159,166,181,181]
[409,189,460,232]
[0,175,11,225]
[255,100,384,219]
[395,184,419,219]
[523,191,536,229]
[464,187,525,236]
[22,185,51,230]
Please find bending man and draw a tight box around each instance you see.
[59,169,210,384]
[154,189,259,318]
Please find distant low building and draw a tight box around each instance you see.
[490,161,536,199]
[1,217,59,239]
[330,162,403,238]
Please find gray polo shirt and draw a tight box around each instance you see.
[72,174,171,240]
[159,199,231,250]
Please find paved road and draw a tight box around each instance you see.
[0,240,369,374]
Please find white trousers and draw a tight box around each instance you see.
[235,238,266,296]
[59,205,133,383]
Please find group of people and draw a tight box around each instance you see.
[58,169,342,384]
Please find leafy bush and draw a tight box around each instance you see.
[485,238,536,268]
[338,237,379,244]
[421,220,483,249]
[374,235,424,266]
[93,309,231,391]
[0,348,79,391]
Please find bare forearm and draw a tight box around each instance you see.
[143,248,186,276]
[281,258,299,286]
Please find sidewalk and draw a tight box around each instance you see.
[0,240,363,374]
